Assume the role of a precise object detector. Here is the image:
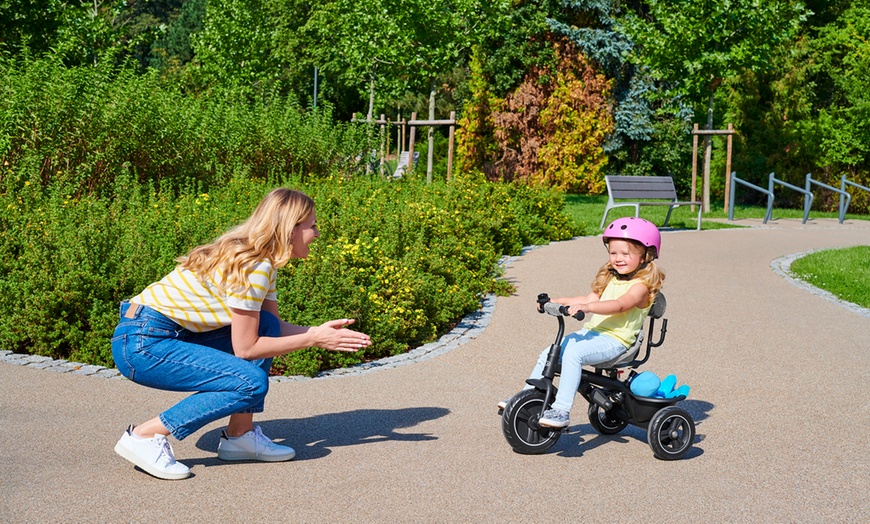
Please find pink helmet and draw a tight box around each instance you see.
[602,217,661,259]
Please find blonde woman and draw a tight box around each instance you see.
[112,188,371,480]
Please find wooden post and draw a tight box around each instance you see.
[691,123,699,212]
[447,111,455,182]
[724,123,733,210]
[379,114,386,177]
[408,112,417,174]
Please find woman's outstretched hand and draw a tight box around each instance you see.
[314,318,372,352]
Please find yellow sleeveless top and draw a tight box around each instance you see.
[583,276,651,347]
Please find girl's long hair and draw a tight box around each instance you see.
[177,188,315,294]
[591,240,665,305]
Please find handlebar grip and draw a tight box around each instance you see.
[542,302,565,317]
[541,301,585,321]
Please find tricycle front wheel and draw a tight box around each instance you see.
[501,389,561,454]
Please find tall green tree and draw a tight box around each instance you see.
[191,0,278,91]
[621,0,808,209]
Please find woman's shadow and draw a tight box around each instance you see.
[188,407,450,465]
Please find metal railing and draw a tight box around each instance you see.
[728,172,774,223]
[805,174,851,224]
[768,173,813,223]
[729,172,867,224]
[841,176,870,222]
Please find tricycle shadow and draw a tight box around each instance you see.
[553,399,713,460]
[191,407,450,463]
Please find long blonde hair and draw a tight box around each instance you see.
[591,239,665,306]
[178,188,315,294]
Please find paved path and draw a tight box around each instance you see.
[2,218,869,523]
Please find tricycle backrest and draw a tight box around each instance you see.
[649,292,666,320]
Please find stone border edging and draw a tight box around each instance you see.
[771,250,870,319]
[0,274,511,382]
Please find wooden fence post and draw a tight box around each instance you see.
[408,112,417,174]
[447,111,455,181]
[379,114,386,177]
[691,123,699,211]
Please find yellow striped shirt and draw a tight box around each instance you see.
[130,260,278,332]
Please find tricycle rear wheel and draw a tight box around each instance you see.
[647,406,695,460]
[587,402,628,435]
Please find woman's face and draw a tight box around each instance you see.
[607,239,644,275]
[290,210,319,259]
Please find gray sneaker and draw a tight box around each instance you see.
[538,408,570,428]
[217,426,296,462]
[114,425,191,480]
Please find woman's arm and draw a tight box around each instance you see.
[568,283,650,316]
[230,300,371,360]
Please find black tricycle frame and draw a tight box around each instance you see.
[500,293,695,460]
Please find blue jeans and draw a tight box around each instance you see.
[112,301,281,440]
[526,328,625,413]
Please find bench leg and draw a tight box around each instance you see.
[696,207,702,230]
[600,207,611,229]
[663,206,674,227]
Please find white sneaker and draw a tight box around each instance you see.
[217,426,296,462]
[114,425,191,480]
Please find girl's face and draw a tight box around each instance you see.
[290,211,320,259]
[607,239,644,275]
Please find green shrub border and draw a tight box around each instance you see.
[0,170,580,376]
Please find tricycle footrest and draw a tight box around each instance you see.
[591,388,613,411]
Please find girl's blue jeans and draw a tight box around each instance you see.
[112,301,281,440]
[526,328,625,413]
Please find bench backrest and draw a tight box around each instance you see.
[606,176,678,201]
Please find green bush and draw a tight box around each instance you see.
[0,54,372,194]
[0,167,577,376]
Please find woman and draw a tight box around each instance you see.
[112,188,371,480]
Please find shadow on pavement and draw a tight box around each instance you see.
[540,399,714,460]
[190,406,451,462]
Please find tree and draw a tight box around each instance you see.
[800,1,870,173]
[621,0,808,210]
[298,0,414,121]
[191,0,278,91]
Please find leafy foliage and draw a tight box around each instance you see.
[0,55,372,193]
[459,35,613,191]
[0,170,576,375]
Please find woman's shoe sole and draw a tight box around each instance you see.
[114,442,191,480]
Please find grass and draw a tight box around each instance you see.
[563,194,869,235]
[562,194,870,310]
[789,246,870,309]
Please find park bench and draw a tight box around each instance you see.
[391,151,420,178]
[600,175,703,231]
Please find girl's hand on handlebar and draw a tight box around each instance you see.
[568,304,590,316]
[315,319,372,352]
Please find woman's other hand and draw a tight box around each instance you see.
[314,319,372,352]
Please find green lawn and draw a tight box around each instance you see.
[789,246,870,309]
[563,194,869,235]
[563,195,870,310]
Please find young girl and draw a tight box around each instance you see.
[504,217,665,429]
[112,188,371,480]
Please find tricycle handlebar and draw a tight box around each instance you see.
[540,299,585,321]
